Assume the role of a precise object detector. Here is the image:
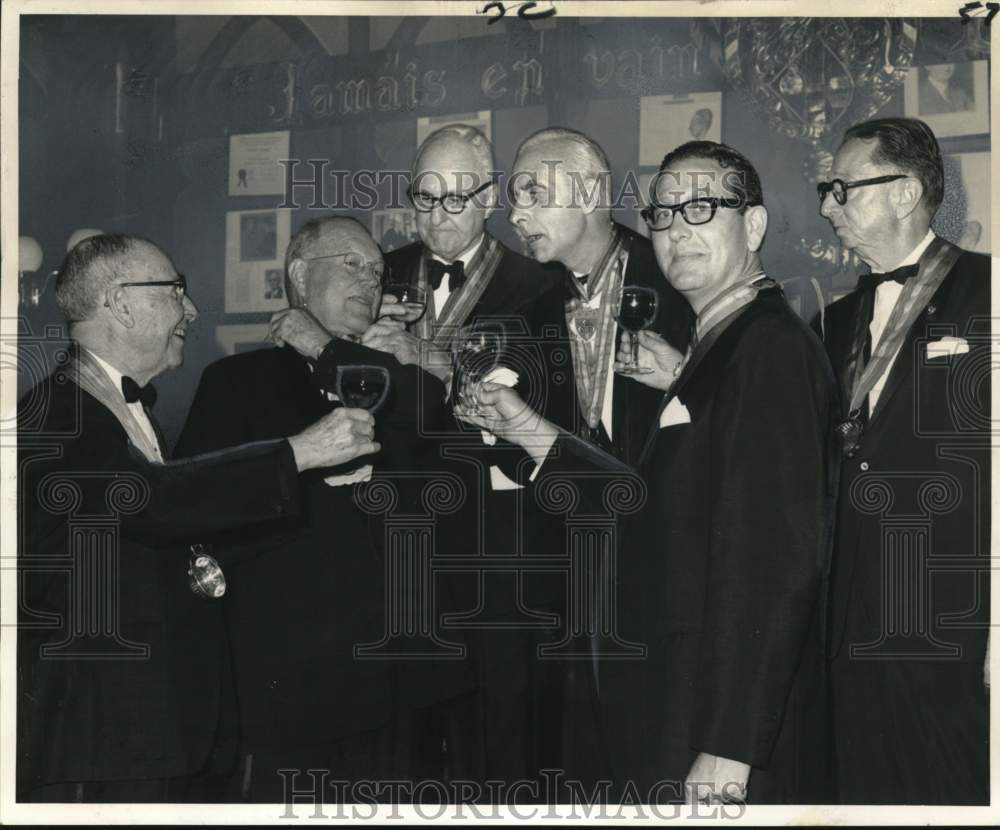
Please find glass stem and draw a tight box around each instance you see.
[630,332,640,368]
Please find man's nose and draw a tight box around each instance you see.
[182,293,199,322]
[667,216,690,242]
[819,192,838,219]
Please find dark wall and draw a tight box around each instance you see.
[18,15,991,444]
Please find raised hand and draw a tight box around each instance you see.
[455,382,558,465]
[614,330,685,390]
[269,308,331,361]
[287,407,380,471]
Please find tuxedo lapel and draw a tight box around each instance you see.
[866,265,959,430]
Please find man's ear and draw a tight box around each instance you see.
[893,177,924,220]
[288,259,309,304]
[579,173,607,216]
[744,204,768,253]
[104,285,135,328]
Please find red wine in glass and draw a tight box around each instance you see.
[335,365,391,413]
[381,282,427,324]
[614,286,658,374]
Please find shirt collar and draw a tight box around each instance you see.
[885,229,936,273]
[430,234,485,267]
[86,349,130,403]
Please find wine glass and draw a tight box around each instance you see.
[613,286,658,374]
[380,279,427,324]
[335,365,391,413]
[450,322,507,416]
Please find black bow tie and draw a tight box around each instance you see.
[427,259,466,292]
[857,263,919,294]
[121,376,156,407]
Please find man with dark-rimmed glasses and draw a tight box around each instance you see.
[815,117,990,805]
[16,233,381,802]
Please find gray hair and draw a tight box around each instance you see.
[412,123,495,184]
[55,234,154,323]
[284,216,371,306]
[516,127,612,206]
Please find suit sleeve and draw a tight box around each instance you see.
[29,395,300,549]
[691,321,831,768]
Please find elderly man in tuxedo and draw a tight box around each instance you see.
[386,124,567,789]
[176,216,473,802]
[464,141,837,804]
[815,117,989,804]
[17,234,377,802]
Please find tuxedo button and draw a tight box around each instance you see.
[859,461,869,471]
[269,679,279,690]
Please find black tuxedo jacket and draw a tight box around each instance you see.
[175,343,475,756]
[385,236,562,330]
[521,223,695,466]
[817,248,989,803]
[17,371,301,797]
[543,287,837,802]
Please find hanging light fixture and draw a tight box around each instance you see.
[18,236,45,309]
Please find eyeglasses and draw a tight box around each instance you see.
[816,174,907,206]
[116,275,187,299]
[304,252,386,282]
[640,197,754,232]
[408,180,494,214]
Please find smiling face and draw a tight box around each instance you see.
[297,225,383,337]
[122,243,198,379]
[508,144,589,268]
[650,157,766,314]
[820,138,901,267]
[411,139,493,262]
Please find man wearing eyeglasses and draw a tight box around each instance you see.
[492,140,837,803]
[815,117,989,805]
[175,215,476,801]
[17,234,381,803]
[385,125,569,792]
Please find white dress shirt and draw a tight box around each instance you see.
[88,350,163,462]
[867,230,936,413]
[430,234,485,312]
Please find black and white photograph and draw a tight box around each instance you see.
[2,2,995,824]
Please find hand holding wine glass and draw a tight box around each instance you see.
[613,286,659,374]
[450,322,507,416]
[380,278,427,324]
[614,330,685,390]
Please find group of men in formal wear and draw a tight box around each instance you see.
[17,115,989,807]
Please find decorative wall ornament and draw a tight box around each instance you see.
[722,18,918,143]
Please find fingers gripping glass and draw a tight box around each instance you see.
[408,180,494,214]
[816,174,907,206]
[640,197,750,232]
[335,365,391,413]
[451,322,507,416]
[304,252,386,282]
[613,286,659,374]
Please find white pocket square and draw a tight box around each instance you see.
[659,396,691,428]
[926,337,969,359]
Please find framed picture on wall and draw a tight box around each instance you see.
[228,130,290,196]
[416,109,492,146]
[904,61,989,137]
[372,209,419,253]
[638,92,722,167]
[224,208,291,313]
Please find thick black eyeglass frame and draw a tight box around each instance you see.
[816,174,908,206]
[408,179,495,214]
[640,196,757,232]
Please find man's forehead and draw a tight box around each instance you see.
[831,139,878,175]
[512,148,562,182]
[654,159,727,202]
[414,140,486,181]
[126,242,175,279]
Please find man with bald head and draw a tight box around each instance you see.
[17,234,378,802]
[387,124,559,342]
[510,127,693,463]
[387,125,568,789]
[176,216,472,801]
